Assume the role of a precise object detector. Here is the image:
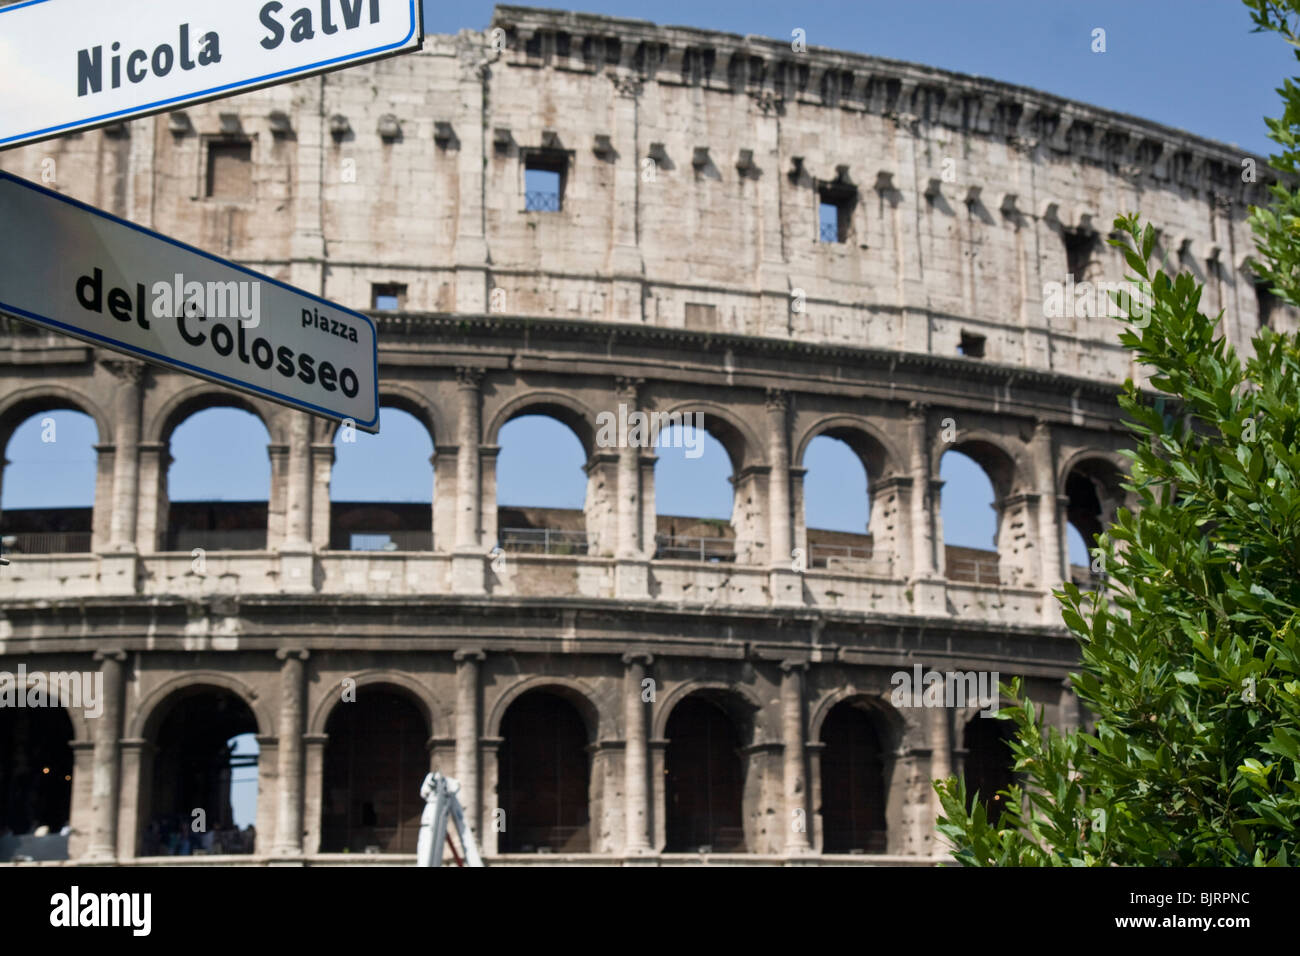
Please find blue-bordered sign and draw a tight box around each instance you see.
[0,0,422,148]
[0,172,379,431]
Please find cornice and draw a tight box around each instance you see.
[489,5,1281,200]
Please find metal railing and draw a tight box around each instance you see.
[346,530,433,552]
[653,534,735,563]
[524,190,561,212]
[944,549,1001,585]
[498,527,589,555]
[819,220,841,242]
[808,543,873,568]
[167,529,267,552]
[1,531,92,554]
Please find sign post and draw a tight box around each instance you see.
[0,0,423,148]
[0,171,379,431]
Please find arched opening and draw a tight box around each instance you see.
[654,422,739,562]
[819,700,889,854]
[962,716,1016,824]
[165,406,271,551]
[321,685,429,853]
[1,409,98,554]
[496,414,590,555]
[664,694,745,852]
[802,432,874,571]
[1064,459,1125,588]
[940,445,1004,585]
[497,690,591,852]
[330,406,434,551]
[142,687,258,856]
[0,706,74,860]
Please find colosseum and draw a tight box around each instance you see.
[0,5,1284,865]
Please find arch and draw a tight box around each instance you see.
[129,672,273,740]
[0,385,111,449]
[486,675,604,741]
[308,670,439,737]
[933,430,1025,501]
[145,382,280,447]
[485,390,599,458]
[320,684,429,853]
[497,689,593,852]
[962,714,1017,823]
[0,704,76,840]
[323,383,449,446]
[819,698,891,853]
[807,687,907,751]
[140,683,260,856]
[794,415,904,482]
[664,693,747,852]
[655,400,766,475]
[652,679,764,742]
[1058,451,1130,554]
[1056,448,1128,498]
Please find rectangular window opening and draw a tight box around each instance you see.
[524,154,566,212]
[372,283,407,311]
[206,140,253,200]
[959,330,987,358]
[818,186,856,243]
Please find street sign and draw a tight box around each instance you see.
[0,172,379,431]
[0,0,423,148]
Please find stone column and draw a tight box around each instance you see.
[273,648,308,855]
[104,361,143,549]
[608,75,645,321]
[622,652,653,853]
[90,443,115,553]
[86,649,126,860]
[781,661,812,853]
[309,441,335,550]
[1033,419,1064,594]
[768,391,801,604]
[767,391,793,563]
[132,442,169,553]
[453,368,486,593]
[479,736,503,856]
[453,62,490,314]
[266,442,289,549]
[615,379,650,597]
[928,702,952,859]
[908,402,937,579]
[301,734,329,856]
[454,648,485,836]
[280,414,314,591]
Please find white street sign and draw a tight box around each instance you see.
[0,0,423,148]
[0,172,379,431]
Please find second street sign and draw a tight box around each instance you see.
[0,0,423,148]
[0,172,379,431]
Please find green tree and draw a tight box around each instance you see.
[933,0,1300,866]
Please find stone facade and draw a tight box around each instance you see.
[0,5,1287,864]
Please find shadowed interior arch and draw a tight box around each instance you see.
[141,686,258,856]
[819,699,889,853]
[0,706,74,851]
[664,694,746,852]
[321,684,429,853]
[497,690,592,852]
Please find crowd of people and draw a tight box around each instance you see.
[142,815,255,855]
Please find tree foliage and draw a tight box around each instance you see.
[934,1,1300,866]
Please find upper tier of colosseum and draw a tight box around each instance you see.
[0,4,1292,384]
